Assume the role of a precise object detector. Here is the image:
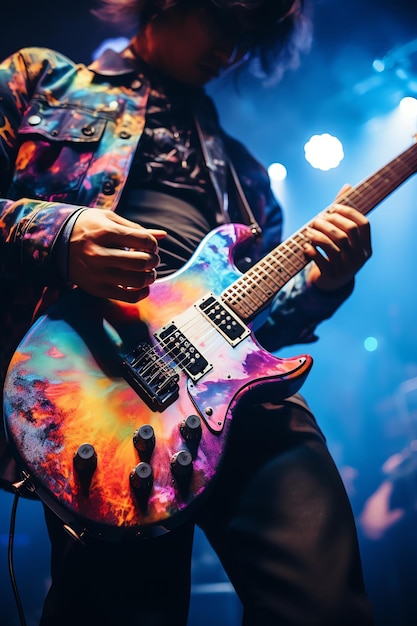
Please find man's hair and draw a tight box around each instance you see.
[92,0,312,83]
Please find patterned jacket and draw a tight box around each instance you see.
[0,45,353,487]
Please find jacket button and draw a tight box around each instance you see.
[28,114,42,126]
[102,180,116,195]
[82,126,96,136]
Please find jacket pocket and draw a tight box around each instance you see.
[10,102,107,201]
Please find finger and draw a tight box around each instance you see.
[313,209,370,247]
[334,184,353,201]
[111,249,161,272]
[73,276,153,302]
[335,206,371,243]
[106,213,167,250]
[326,206,372,257]
[315,218,358,257]
[327,204,369,228]
[107,267,158,288]
[316,211,367,240]
[107,211,167,234]
[305,223,345,258]
[109,285,151,303]
[148,229,168,240]
[303,240,343,275]
[104,230,161,254]
[120,228,168,250]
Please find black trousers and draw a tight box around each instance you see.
[39,396,374,626]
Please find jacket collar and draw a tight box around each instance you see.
[88,44,138,77]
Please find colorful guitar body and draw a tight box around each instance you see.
[3,223,311,540]
[3,140,417,540]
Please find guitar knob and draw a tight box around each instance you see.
[130,462,153,513]
[130,462,153,491]
[170,450,193,494]
[133,424,155,461]
[180,415,202,442]
[73,443,97,495]
[74,443,97,471]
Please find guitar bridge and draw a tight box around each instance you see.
[121,342,179,411]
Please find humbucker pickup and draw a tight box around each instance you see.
[154,325,212,382]
[196,294,250,346]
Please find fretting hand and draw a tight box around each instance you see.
[68,208,167,302]
[303,186,372,292]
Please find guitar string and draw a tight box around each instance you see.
[137,309,227,386]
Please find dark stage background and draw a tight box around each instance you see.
[1,1,417,624]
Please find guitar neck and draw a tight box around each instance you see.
[223,141,417,321]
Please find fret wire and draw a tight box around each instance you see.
[340,145,417,215]
[254,260,284,290]
[245,266,278,299]
[237,273,267,309]
[261,255,293,285]
[250,261,280,286]
[279,242,305,273]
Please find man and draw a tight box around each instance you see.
[0,0,374,624]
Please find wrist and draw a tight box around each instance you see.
[311,278,354,298]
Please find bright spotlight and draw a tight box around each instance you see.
[304,134,344,171]
[399,96,417,117]
[268,162,287,182]
[364,336,378,352]
[373,59,385,73]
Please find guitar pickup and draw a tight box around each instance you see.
[196,294,250,346]
[154,325,212,382]
[121,342,179,411]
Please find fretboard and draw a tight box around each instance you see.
[222,141,417,321]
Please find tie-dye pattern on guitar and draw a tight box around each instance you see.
[3,223,312,540]
[5,141,417,541]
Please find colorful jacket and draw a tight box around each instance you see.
[0,45,353,487]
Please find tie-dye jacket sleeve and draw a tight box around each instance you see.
[0,51,87,284]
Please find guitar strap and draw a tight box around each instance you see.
[226,157,263,239]
[194,112,263,239]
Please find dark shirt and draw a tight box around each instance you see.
[118,61,221,276]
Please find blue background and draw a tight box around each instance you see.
[1,1,417,624]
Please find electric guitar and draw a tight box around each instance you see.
[3,141,417,542]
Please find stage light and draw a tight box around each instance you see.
[399,96,417,117]
[372,59,385,73]
[268,162,287,182]
[364,336,378,352]
[304,133,344,171]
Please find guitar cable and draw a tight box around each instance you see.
[8,492,28,626]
